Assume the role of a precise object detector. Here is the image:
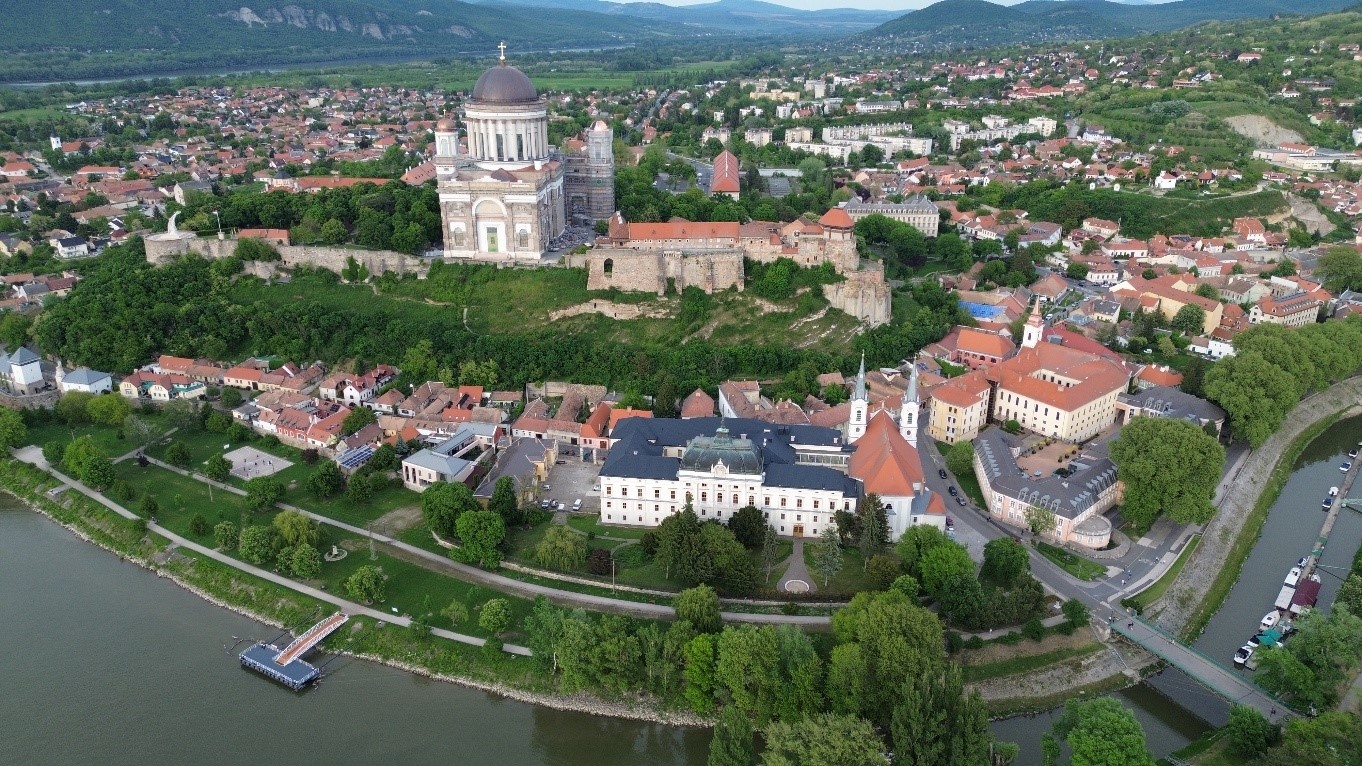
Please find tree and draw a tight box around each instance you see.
[1204,350,1300,448]
[0,407,26,449]
[1062,598,1090,628]
[1066,262,1090,280]
[1109,417,1224,529]
[219,387,243,408]
[479,598,512,636]
[918,542,975,600]
[1170,304,1205,336]
[489,475,519,525]
[273,509,319,547]
[1025,505,1058,538]
[204,453,232,483]
[760,713,888,766]
[42,440,66,466]
[1224,704,1278,759]
[163,399,200,434]
[244,475,285,512]
[1254,712,1361,766]
[1336,574,1362,618]
[657,504,702,580]
[190,513,211,536]
[1194,283,1219,300]
[1314,245,1362,293]
[165,441,192,469]
[369,443,398,472]
[341,406,376,435]
[62,435,102,479]
[345,470,374,504]
[856,494,889,562]
[891,665,992,766]
[291,543,322,579]
[306,455,345,498]
[137,495,159,518]
[675,585,722,634]
[1054,697,1155,766]
[707,704,755,766]
[454,510,505,568]
[81,454,115,489]
[728,505,767,550]
[812,526,843,587]
[421,481,477,539]
[213,521,239,551]
[945,441,975,477]
[55,391,94,424]
[344,564,387,603]
[683,633,718,714]
[981,537,1029,588]
[85,394,131,428]
[864,555,901,592]
[534,526,587,572]
[238,525,275,564]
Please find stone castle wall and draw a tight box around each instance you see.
[824,264,892,327]
[586,248,745,295]
[144,233,430,279]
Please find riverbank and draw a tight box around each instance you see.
[0,455,709,728]
[1147,377,1362,639]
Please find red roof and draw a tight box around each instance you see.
[848,412,924,496]
[711,150,741,194]
[818,207,854,229]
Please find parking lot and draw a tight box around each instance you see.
[538,450,602,514]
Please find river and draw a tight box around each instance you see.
[0,498,1216,765]
[1194,415,1362,665]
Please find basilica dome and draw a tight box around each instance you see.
[471,63,538,105]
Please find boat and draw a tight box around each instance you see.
[1290,577,1323,616]
[1324,497,1334,510]
[1342,462,1353,473]
[1349,449,1358,459]
[1330,487,1340,496]
[1260,611,1279,630]
[1298,556,1310,567]
[1285,566,1302,587]
[1234,644,1256,668]
[1275,585,1296,611]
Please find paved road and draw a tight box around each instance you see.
[10,446,525,655]
[135,454,833,627]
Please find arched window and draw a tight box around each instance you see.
[517,229,529,248]
[603,258,614,276]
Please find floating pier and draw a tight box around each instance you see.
[239,612,349,690]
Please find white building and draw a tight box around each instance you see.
[0,346,44,395]
[56,366,112,395]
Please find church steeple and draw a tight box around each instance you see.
[899,361,919,447]
[1021,300,1044,349]
[848,352,869,443]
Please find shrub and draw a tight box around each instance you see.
[586,547,613,576]
[945,631,964,654]
[189,513,211,536]
[965,635,985,650]
[1022,617,1046,642]
[997,631,1022,645]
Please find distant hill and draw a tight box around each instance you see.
[475,0,901,34]
[870,0,1360,46]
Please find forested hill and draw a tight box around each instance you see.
[0,0,672,82]
[868,0,1360,47]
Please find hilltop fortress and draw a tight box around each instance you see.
[587,206,892,326]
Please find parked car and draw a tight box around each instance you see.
[956,497,967,506]
[947,486,958,497]
[571,499,582,512]
[938,469,948,479]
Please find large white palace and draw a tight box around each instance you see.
[434,45,613,263]
[597,359,948,541]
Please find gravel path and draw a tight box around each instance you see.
[1147,377,1362,635]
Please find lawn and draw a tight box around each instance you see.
[801,544,880,596]
[114,459,260,545]
[1126,534,1200,612]
[149,427,419,527]
[1033,541,1107,581]
[566,515,648,540]
[25,413,168,460]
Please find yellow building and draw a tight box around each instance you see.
[927,370,991,444]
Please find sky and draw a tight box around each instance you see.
[603,0,1174,12]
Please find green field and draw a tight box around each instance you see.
[1033,541,1107,581]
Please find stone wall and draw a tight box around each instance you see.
[144,233,430,279]
[823,265,892,326]
[585,248,745,295]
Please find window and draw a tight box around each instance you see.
[813,500,820,509]
[796,515,802,522]
[654,489,660,499]
[731,494,738,504]
[780,497,787,507]
[607,514,612,520]
[603,258,614,276]
[636,488,643,497]
[796,499,803,509]
[670,490,676,500]
[701,492,708,502]
[605,501,612,509]
[780,513,786,520]
[517,229,530,249]
[606,487,612,495]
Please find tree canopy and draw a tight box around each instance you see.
[1110,416,1224,529]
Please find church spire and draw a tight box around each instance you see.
[1021,299,1044,349]
[900,361,919,448]
[853,352,867,402]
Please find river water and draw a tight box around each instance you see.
[0,497,1219,765]
[1194,416,1362,665]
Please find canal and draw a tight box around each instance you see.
[0,498,1217,765]
[1193,416,1362,666]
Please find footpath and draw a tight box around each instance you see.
[10,446,524,654]
[1147,376,1362,635]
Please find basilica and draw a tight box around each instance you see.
[435,46,614,263]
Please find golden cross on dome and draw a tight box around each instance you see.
[498,41,507,65]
